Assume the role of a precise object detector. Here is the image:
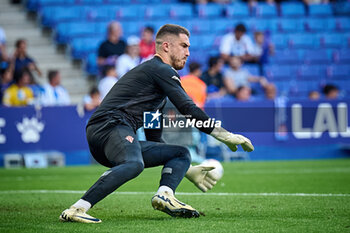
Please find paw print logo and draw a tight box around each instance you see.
[16,117,44,143]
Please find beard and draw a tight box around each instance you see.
[170,54,187,70]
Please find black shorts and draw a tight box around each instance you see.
[86,120,190,169]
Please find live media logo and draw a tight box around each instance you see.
[143,110,161,129]
[143,109,222,129]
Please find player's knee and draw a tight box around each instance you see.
[177,146,192,164]
[128,161,144,176]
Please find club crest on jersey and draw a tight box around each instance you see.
[125,136,134,143]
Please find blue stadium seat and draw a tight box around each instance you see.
[298,65,326,80]
[211,35,222,50]
[170,4,193,18]
[94,21,109,35]
[34,0,75,11]
[189,36,201,50]
[108,0,131,3]
[71,37,102,59]
[254,3,278,18]
[41,6,82,27]
[249,19,278,32]
[38,0,74,8]
[196,3,223,18]
[116,6,142,19]
[26,0,39,11]
[75,0,104,4]
[270,34,289,49]
[144,5,170,19]
[308,4,333,17]
[305,18,328,32]
[337,17,350,31]
[141,20,165,32]
[334,49,350,64]
[280,3,306,17]
[269,50,301,64]
[168,19,190,30]
[56,22,95,44]
[325,18,337,31]
[211,19,231,33]
[265,65,297,80]
[86,53,98,76]
[188,19,212,34]
[292,80,321,96]
[199,34,216,49]
[85,6,113,21]
[273,80,293,93]
[334,1,350,15]
[327,65,350,80]
[121,21,142,37]
[321,33,346,48]
[225,3,250,18]
[289,34,320,49]
[133,0,161,3]
[302,50,332,64]
[279,19,304,32]
[188,49,209,66]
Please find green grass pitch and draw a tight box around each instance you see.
[0,159,350,233]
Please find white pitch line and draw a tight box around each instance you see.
[232,167,350,175]
[0,190,349,197]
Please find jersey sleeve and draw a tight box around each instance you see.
[152,65,215,134]
[219,34,232,55]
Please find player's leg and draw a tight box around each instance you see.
[81,125,144,206]
[60,124,144,223]
[140,141,200,218]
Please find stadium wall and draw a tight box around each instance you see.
[0,99,349,166]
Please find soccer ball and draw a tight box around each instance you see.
[201,159,224,180]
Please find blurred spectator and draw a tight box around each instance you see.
[220,23,255,63]
[0,66,13,104]
[0,27,8,74]
[323,84,339,100]
[40,70,71,106]
[0,27,5,45]
[303,0,329,5]
[97,21,126,67]
[84,86,101,111]
[201,56,226,99]
[247,0,277,8]
[264,83,277,100]
[252,31,274,75]
[181,62,207,109]
[235,86,252,102]
[309,90,320,100]
[224,56,268,95]
[98,65,118,100]
[116,36,141,78]
[12,39,42,83]
[139,26,155,60]
[3,68,33,106]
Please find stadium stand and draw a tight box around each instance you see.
[20,0,350,101]
[253,3,278,18]
[280,2,306,17]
